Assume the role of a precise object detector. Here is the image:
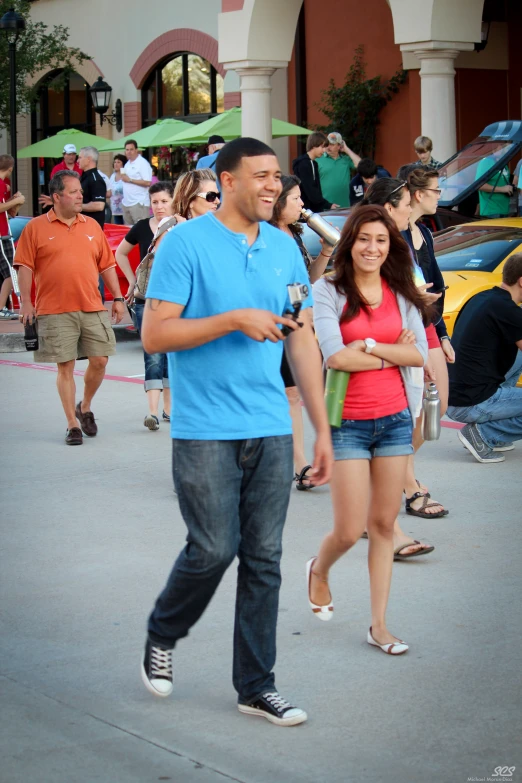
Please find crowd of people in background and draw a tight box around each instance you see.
[3,126,522,727]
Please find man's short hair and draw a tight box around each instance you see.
[49,170,80,199]
[0,154,15,171]
[306,132,328,152]
[79,146,99,164]
[414,135,433,153]
[215,137,276,181]
[357,158,378,179]
[125,139,138,149]
[502,253,522,286]
[208,134,225,146]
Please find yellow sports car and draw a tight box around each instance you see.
[434,218,522,335]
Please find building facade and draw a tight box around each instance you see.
[7,0,522,215]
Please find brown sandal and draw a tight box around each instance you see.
[405,491,448,519]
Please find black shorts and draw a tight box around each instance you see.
[0,237,14,283]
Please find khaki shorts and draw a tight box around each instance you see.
[123,203,150,225]
[34,310,116,364]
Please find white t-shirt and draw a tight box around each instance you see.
[122,154,153,207]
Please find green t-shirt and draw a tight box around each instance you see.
[477,158,510,216]
[317,154,354,208]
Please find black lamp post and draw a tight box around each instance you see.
[89,77,122,132]
[0,7,26,192]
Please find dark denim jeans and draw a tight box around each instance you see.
[134,301,169,391]
[448,350,522,447]
[147,435,294,704]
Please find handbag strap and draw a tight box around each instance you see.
[146,216,179,256]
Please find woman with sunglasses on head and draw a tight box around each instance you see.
[360,178,438,558]
[115,181,178,431]
[270,174,335,490]
[401,167,455,519]
[310,205,428,652]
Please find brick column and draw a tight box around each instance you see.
[124,102,142,135]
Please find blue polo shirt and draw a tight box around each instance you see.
[146,212,312,440]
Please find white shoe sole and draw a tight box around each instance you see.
[458,430,505,463]
[367,629,409,655]
[140,661,173,697]
[237,704,307,726]
[492,443,514,452]
[306,557,334,621]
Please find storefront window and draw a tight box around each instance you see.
[142,52,224,126]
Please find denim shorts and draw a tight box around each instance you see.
[331,408,414,460]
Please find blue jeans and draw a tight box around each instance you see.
[134,302,169,391]
[147,435,294,703]
[331,408,413,460]
[447,351,522,447]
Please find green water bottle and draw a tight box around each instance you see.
[324,369,350,428]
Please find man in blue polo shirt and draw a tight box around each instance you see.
[140,137,332,727]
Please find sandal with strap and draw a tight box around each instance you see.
[405,491,447,519]
[295,465,315,491]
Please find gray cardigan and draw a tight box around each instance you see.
[313,277,428,420]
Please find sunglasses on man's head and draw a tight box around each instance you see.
[196,191,220,203]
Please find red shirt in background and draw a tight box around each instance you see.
[340,280,408,420]
[50,160,82,180]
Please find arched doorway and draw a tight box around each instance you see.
[30,70,96,212]
[141,53,225,177]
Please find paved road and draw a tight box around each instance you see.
[1,340,521,783]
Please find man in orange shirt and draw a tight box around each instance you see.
[15,170,126,445]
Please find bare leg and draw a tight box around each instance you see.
[81,356,108,412]
[311,459,370,606]
[367,455,409,645]
[286,386,308,475]
[163,387,171,417]
[56,360,78,429]
[146,389,161,417]
[0,277,13,310]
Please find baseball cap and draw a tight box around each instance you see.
[208,135,225,146]
[327,132,342,145]
[63,144,77,154]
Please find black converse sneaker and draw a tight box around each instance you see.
[141,640,173,697]
[238,691,307,726]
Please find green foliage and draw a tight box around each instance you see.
[314,45,407,159]
[0,0,90,132]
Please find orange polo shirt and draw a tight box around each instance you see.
[14,210,116,316]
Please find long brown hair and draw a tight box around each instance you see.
[329,204,430,325]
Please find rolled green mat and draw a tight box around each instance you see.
[324,368,350,428]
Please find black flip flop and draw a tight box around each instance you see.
[394,540,435,561]
[295,465,315,491]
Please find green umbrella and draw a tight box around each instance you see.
[166,107,312,146]
[100,118,194,152]
[17,128,109,158]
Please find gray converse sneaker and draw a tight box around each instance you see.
[492,441,514,452]
[458,424,505,463]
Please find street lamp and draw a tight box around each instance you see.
[89,77,122,132]
[0,7,26,192]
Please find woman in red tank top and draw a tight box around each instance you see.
[310,205,429,654]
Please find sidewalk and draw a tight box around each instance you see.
[1,341,521,783]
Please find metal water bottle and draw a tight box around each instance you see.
[301,208,341,247]
[421,383,441,441]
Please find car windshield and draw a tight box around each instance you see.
[437,140,515,206]
[434,227,522,273]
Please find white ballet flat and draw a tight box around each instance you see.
[306,557,334,621]
[367,627,409,655]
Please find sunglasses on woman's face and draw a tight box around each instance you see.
[197,191,220,203]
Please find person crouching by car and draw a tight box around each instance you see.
[349,158,391,206]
